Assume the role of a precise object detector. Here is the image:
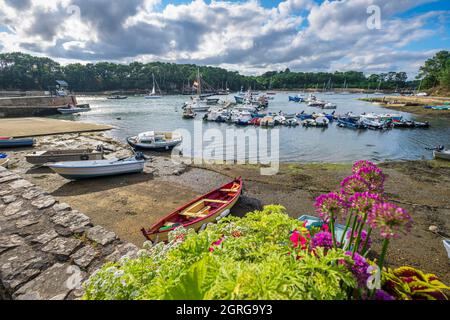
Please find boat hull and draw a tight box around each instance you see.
[58,107,91,114]
[26,149,103,165]
[127,137,182,150]
[142,178,242,242]
[48,159,145,180]
[434,150,450,161]
[0,139,35,148]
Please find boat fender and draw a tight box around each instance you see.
[216,210,231,222]
[199,224,208,232]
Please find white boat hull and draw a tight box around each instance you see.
[58,108,91,114]
[145,96,162,99]
[48,158,145,180]
[434,150,450,161]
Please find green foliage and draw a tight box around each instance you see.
[382,266,449,300]
[83,205,356,300]
[0,52,415,92]
[417,50,450,90]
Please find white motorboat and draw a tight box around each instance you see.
[322,102,337,109]
[47,155,146,180]
[434,149,450,161]
[57,104,91,114]
[235,111,253,125]
[127,131,183,150]
[204,108,228,122]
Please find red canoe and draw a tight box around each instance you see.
[141,177,243,242]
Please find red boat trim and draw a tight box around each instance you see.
[141,177,242,240]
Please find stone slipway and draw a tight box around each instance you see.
[0,166,138,300]
[0,118,112,138]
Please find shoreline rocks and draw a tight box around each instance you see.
[0,166,138,300]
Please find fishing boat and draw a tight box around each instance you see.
[0,138,35,148]
[308,100,326,108]
[141,177,243,242]
[25,149,104,165]
[107,95,128,100]
[337,117,366,129]
[145,74,162,99]
[204,108,229,122]
[289,96,303,103]
[234,111,253,125]
[434,149,450,161]
[47,154,146,180]
[234,95,245,104]
[360,118,389,130]
[57,104,91,114]
[296,111,314,121]
[303,117,329,128]
[127,131,183,150]
[182,98,210,112]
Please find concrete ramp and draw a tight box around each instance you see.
[0,118,112,137]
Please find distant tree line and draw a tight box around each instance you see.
[0,52,437,93]
[416,50,450,91]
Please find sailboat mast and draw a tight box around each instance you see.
[197,68,201,96]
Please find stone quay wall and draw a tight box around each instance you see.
[0,167,139,300]
[0,96,78,118]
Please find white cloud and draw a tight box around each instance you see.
[0,0,447,77]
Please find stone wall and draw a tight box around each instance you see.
[0,167,139,300]
[0,96,78,118]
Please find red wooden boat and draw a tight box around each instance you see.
[141,177,243,242]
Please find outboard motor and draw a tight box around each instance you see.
[135,152,150,161]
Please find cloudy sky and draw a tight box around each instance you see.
[0,0,449,77]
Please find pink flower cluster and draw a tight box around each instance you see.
[314,192,347,223]
[368,203,413,239]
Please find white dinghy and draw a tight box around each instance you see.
[48,154,146,180]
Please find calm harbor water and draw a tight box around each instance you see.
[69,93,450,164]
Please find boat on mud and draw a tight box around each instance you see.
[48,154,147,180]
[25,148,104,165]
[127,131,183,150]
[0,137,35,148]
[434,149,450,161]
[141,177,243,242]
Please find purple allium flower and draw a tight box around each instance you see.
[344,251,371,288]
[348,192,382,221]
[311,231,334,250]
[352,160,377,174]
[346,229,372,253]
[368,203,413,239]
[356,166,386,194]
[340,175,370,196]
[314,192,347,223]
[374,289,395,301]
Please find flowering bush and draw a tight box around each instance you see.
[83,161,449,301]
